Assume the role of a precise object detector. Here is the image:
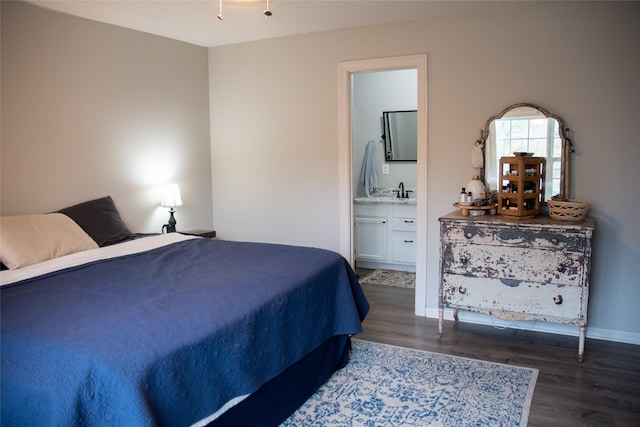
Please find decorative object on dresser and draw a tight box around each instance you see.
[548,199,591,221]
[438,212,594,362]
[498,153,545,218]
[465,174,486,202]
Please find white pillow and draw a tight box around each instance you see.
[0,213,99,270]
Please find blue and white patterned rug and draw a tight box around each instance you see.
[282,339,538,427]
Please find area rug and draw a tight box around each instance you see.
[359,269,415,289]
[281,339,538,427]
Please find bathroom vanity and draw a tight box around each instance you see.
[438,211,594,361]
[354,198,416,271]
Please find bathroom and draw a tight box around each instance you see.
[351,69,417,289]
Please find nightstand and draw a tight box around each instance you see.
[180,229,217,239]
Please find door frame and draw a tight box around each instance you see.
[338,54,428,316]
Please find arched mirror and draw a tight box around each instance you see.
[481,103,572,202]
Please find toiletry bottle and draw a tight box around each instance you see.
[468,192,472,202]
[460,188,467,203]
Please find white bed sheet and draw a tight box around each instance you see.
[0,233,198,287]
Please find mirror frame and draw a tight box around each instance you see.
[382,110,418,162]
[481,102,573,201]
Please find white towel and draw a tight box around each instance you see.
[361,140,378,197]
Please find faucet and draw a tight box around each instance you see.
[397,182,405,198]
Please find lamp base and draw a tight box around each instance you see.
[162,208,177,233]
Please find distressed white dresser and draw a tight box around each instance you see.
[438,211,594,361]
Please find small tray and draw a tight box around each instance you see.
[453,203,497,216]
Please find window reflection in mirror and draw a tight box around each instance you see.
[383,110,417,161]
[485,105,566,201]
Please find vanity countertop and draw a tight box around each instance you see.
[354,196,416,205]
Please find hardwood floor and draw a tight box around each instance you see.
[357,282,640,427]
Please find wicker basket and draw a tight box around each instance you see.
[548,199,590,221]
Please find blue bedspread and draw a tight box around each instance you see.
[1,238,369,426]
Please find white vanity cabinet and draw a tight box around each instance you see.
[354,204,388,262]
[354,202,416,271]
[438,211,594,361]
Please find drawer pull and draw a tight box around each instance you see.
[404,220,415,223]
[551,238,559,245]
[459,256,469,264]
[458,287,467,294]
[382,220,386,224]
[465,232,473,239]
[553,295,563,305]
[404,240,414,243]
[557,264,566,273]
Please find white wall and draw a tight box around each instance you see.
[352,69,417,196]
[1,1,213,233]
[209,2,640,343]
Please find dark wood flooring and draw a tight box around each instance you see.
[357,282,640,427]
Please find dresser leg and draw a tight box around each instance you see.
[578,325,586,362]
[438,308,443,338]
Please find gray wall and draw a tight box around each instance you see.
[209,2,640,343]
[1,1,213,233]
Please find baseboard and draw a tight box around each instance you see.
[424,308,640,346]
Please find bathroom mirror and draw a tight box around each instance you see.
[382,110,417,161]
[481,103,572,201]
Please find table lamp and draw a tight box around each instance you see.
[161,184,183,233]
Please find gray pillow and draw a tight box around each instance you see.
[57,196,132,247]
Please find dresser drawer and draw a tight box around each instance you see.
[443,223,586,252]
[442,243,586,286]
[442,274,585,322]
[442,223,495,245]
[493,228,586,252]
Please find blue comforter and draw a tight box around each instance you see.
[1,238,368,426]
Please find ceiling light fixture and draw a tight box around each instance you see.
[264,0,272,17]
[217,0,272,21]
[217,0,224,20]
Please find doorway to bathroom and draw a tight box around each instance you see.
[351,69,417,294]
[337,54,427,316]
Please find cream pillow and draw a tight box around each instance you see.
[0,213,99,270]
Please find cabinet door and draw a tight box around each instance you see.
[355,217,388,261]
[391,234,416,263]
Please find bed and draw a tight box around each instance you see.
[0,197,369,426]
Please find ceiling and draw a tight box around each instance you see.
[25,0,518,48]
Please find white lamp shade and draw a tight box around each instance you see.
[162,184,183,208]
